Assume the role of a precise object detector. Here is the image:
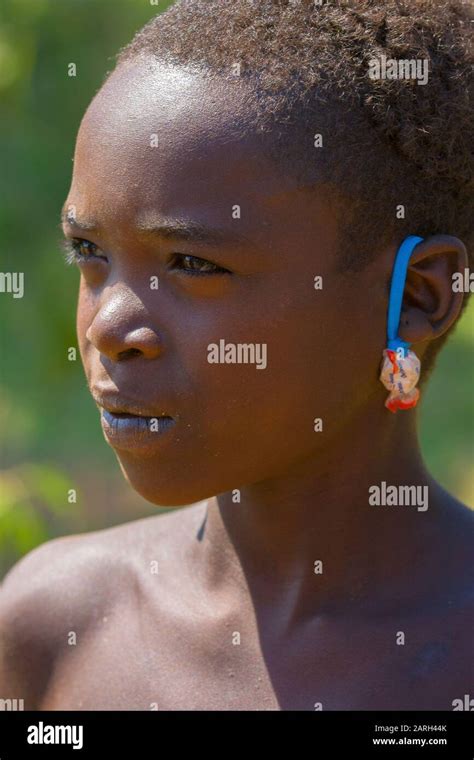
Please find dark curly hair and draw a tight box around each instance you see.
[114,0,473,369]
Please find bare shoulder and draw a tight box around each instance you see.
[0,500,206,616]
[0,501,207,708]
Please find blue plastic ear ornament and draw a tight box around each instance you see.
[380,235,423,413]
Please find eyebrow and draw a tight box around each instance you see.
[60,208,251,247]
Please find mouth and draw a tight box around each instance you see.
[100,409,176,452]
[101,408,174,426]
[92,390,176,452]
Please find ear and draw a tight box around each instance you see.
[397,234,469,344]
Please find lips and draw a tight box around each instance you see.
[91,387,176,452]
[91,388,170,418]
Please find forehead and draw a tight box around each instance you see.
[71,59,291,215]
[66,57,338,257]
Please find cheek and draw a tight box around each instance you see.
[103,291,380,505]
[215,285,383,436]
[76,281,97,373]
[180,295,330,449]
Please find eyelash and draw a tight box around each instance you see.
[169,253,231,276]
[60,238,231,276]
[60,238,104,265]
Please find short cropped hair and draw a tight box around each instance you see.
[114,0,473,370]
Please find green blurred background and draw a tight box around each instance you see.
[0,0,473,579]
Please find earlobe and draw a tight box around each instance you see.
[397,307,436,344]
[397,234,468,344]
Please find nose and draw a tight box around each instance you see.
[85,287,162,361]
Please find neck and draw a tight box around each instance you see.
[194,400,448,626]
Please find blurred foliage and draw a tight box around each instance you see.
[0,0,472,579]
[0,0,173,577]
[421,306,474,502]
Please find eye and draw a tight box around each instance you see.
[61,238,107,265]
[169,253,231,276]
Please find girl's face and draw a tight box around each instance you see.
[62,57,387,506]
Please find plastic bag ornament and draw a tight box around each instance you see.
[380,347,420,412]
[380,235,423,413]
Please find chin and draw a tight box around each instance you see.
[114,454,214,507]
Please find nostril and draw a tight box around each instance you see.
[117,347,142,361]
[86,320,162,361]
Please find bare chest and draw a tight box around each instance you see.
[39,592,465,711]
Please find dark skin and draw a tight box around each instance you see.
[1,57,473,710]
